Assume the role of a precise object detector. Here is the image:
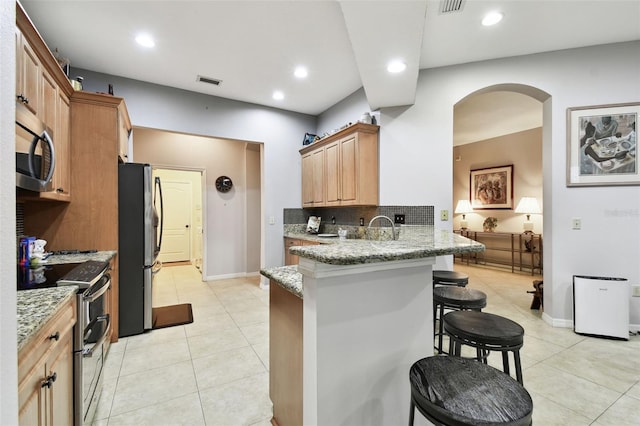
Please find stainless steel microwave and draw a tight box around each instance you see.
[16,101,55,192]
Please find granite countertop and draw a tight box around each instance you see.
[285,226,484,266]
[260,265,302,298]
[43,250,117,265]
[17,250,117,352]
[17,286,78,352]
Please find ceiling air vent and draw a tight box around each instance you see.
[196,75,222,86]
[439,0,466,14]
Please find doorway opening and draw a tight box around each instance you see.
[452,84,548,276]
[153,167,206,278]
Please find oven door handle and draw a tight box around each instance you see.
[83,274,111,304]
[83,314,110,358]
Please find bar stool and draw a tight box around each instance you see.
[443,310,525,384]
[432,270,469,287]
[409,356,533,426]
[433,286,487,354]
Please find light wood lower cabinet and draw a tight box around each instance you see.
[284,238,319,265]
[269,281,302,426]
[300,122,379,207]
[18,296,76,426]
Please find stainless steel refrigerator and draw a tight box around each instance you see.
[118,163,163,337]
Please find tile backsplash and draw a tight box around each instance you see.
[284,205,434,227]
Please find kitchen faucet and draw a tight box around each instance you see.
[367,215,397,241]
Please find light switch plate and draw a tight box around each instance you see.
[440,210,449,221]
[572,218,581,230]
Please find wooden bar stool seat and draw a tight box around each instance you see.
[433,286,487,354]
[409,356,533,426]
[432,270,469,286]
[444,310,525,384]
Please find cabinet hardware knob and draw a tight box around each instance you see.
[56,188,64,193]
[49,331,60,341]
[41,372,57,388]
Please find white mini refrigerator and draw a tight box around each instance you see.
[573,275,629,340]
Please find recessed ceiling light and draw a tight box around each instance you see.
[482,11,503,26]
[387,60,407,73]
[135,33,155,48]
[272,90,284,100]
[294,66,308,79]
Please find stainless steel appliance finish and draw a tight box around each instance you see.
[118,163,164,336]
[15,101,55,192]
[58,261,111,425]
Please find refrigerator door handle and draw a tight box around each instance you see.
[155,176,164,255]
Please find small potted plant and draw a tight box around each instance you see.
[483,217,498,232]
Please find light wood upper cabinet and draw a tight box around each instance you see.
[16,29,41,116]
[300,123,379,207]
[16,4,74,202]
[18,296,76,426]
[118,104,132,162]
[301,149,324,207]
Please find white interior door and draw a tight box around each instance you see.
[159,180,192,263]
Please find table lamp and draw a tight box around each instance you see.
[455,200,472,230]
[515,197,541,232]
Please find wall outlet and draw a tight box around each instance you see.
[394,214,405,224]
[440,210,449,221]
[572,217,581,230]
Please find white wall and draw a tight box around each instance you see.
[1,2,18,423]
[75,68,317,280]
[320,42,640,328]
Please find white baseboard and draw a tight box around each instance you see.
[205,271,259,281]
[542,312,573,328]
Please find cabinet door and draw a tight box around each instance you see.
[302,150,324,207]
[17,31,41,116]
[325,141,340,205]
[284,238,300,265]
[118,107,131,162]
[47,336,74,426]
[54,93,71,199]
[301,154,314,207]
[18,364,46,426]
[311,149,324,205]
[339,135,357,204]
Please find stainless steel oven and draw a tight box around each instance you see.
[58,261,111,425]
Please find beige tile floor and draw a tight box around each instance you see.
[92,263,640,425]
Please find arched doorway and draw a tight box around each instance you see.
[452,83,550,280]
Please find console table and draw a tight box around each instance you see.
[454,230,542,275]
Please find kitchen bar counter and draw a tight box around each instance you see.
[17,286,78,351]
[285,226,484,265]
[260,265,302,298]
[268,227,484,425]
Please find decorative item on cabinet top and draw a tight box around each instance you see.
[303,133,318,146]
[299,122,379,154]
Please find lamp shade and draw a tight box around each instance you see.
[515,197,541,215]
[455,200,472,214]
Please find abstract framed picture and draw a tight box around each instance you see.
[470,165,513,209]
[567,102,639,187]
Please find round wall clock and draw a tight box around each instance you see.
[215,175,233,193]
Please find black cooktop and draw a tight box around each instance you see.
[17,263,81,291]
[17,261,109,291]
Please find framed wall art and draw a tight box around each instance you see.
[470,165,513,209]
[567,102,638,187]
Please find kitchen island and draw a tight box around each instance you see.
[262,227,484,426]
